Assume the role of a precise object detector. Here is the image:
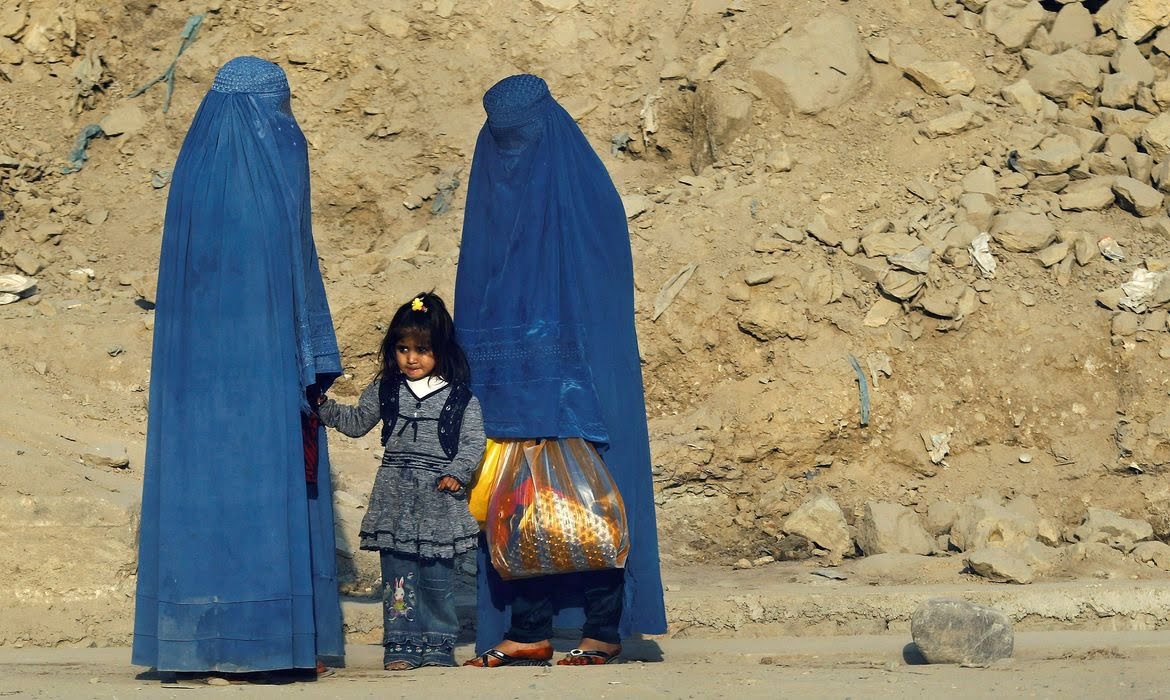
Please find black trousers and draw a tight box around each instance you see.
[505,568,625,645]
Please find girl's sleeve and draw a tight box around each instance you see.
[317,379,381,438]
[443,395,485,485]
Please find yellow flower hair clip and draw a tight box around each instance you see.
[411,297,427,312]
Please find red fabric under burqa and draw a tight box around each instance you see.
[302,411,319,484]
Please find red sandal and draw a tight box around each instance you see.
[557,647,621,665]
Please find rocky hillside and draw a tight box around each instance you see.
[2,0,1170,645]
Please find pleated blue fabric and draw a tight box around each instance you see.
[132,56,345,673]
[454,74,667,652]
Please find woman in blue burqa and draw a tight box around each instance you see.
[132,56,345,675]
[456,74,667,667]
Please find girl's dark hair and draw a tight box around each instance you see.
[378,291,470,384]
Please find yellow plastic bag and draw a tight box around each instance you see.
[485,438,629,580]
[468,438,509,527]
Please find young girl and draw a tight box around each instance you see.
[317,291,484,671]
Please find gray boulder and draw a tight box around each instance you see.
[911,598,1014,665]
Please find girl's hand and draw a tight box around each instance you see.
[436,476,462,493]
[316,392,328,406]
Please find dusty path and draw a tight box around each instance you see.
[1,634,1167,700]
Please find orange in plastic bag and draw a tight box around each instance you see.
[485,438,629,580]
[468,438,510,527]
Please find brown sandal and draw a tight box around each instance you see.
[557,648,621,665]
[463,646,553,667]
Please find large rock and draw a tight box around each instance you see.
[1131,541,1170,570]
[1112,41,1156,85]
[950,496,1039,551]
[1141,113,1170,160]
[903,61,976,97]
[856,501,935,556]
[1073,507,1154,547]
[983,0,1047,51]
[1060,176,1118,211]
[965,548,1034,584]
[1022,50,1102,104]
[989,211,1057,252]
[749,13,870,115]
[1015,134,1083,175]
[1097,107,1156,140]
[781,494,853,564]
[1095,0,1170,42]
[911,599,1014,665]
[1113,176,1166,216]
[1049,2,1096,51]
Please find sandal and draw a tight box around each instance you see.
[463,646,553,668]
[556,647,621,666]
[384,660,419,671]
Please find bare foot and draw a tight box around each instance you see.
[575,637,621,655]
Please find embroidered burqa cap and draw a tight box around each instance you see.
[455,74,667,648]
[132,56,344,672]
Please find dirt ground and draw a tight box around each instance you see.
[1,640,1169,700]
[3,0,1170,664]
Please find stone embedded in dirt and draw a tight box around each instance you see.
[621,194,653,219]
[750,13,870,115]
[962,166,998,199]
[1141,114,1170,160]
[690,81,753,173]
[367,12,411,38]
[13,251,41,276]
[863,297,902,328]
[855,501,934,556]
[879,269,926,301]
[1095,0,1170,42]
[1100,73,1141,109]
[1073,507,1154,548]
[1127,153,1154,185]
[889,246,932,275]
[1015,134,1083,175]
[1112,41,1156,86]
[806,213,843,248]
[1113,311,1140,336]
[1131,541,1170,570]
[1059,176,1117,212]
[861,230,919,258]
[531,0,578,10]
[80,443,130,469]
[982,0,1046,52]
[1037,241,1071,267]
[28,222,64,244]
[922,110,981,138]
[989,210,1056,252]
[1049,3,1095,52]
[903,61,977,97]
[1154,162,1170,195]
[781,494,853,564]
[965,548,1035,584]
[1098,107,1156,140]
[737,299,809,341]
[950,497,1039,552]
[1113,176,1165,217]
[1022,50,1102,104]
[906,178,939,202]
[99,103,147,138]
[1000,79,1051,117]
[911,598,1014,665]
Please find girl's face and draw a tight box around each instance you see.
[395,333,436,380]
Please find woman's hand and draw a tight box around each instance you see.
[316,392,328,406]
[436,476,462,493]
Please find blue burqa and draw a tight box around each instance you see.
[132,57,345,673]
[454,74,667,651]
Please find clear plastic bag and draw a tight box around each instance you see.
[485,438,629,580]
